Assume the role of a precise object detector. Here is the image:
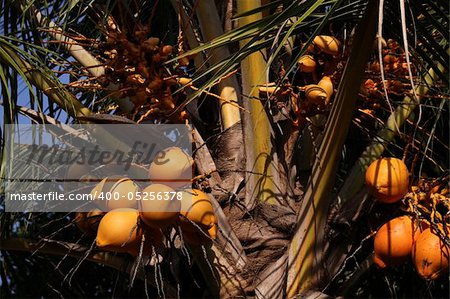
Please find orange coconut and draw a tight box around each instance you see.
[148,147,193,189]
[312,35,341,56]
[179,189,217,232]
[317,76,334,104]
[304,85,328,105]
[365,157,409,203]
[75,209,105,236]
[96,208,141,252]
[412,227,449,280]
[139,184,181,228]
[91,177,139,211]
[373,216,419,268]
[297,55,317,73]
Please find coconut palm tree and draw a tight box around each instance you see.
[0,0,448,298]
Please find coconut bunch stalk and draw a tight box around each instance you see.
[20,4,105,78]
[171,2,241,126]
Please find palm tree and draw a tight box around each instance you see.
[1,0,448,298]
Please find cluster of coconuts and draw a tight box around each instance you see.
[368,39,414,76]
[100,25,187,122]
[360,38,413,113]
[372,215,449,280]
[296,35,340,107]
[74,147,218,257]
[264,35,341,127]
[365,158,449,280]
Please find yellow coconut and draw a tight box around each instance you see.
[312,35,341,56]
[92,177,139,211]
[179,189,216,233]
[317,76,334,104]
[179,189,218,246]
[148,147,193,189]
[96,208,141,252]
[139,184,181,228]
[304,85,328,105]
[297,55,317,73]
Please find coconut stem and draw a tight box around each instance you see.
[196,0,241,130]
[237,0,279,207]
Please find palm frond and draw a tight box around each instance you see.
[287,0,378,293]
